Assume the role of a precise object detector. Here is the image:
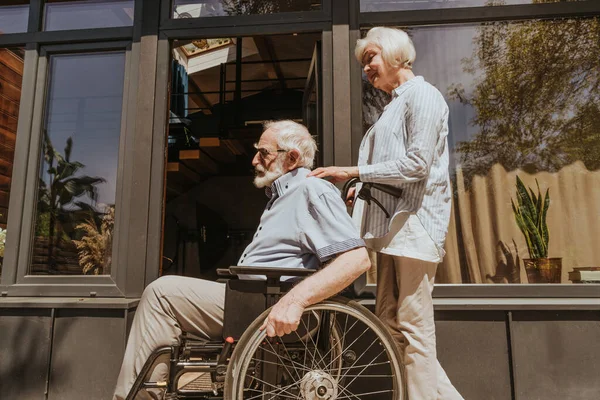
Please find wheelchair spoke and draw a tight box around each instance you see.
[298,313,323,371]
[254,344,311,373]
[249,357,310,374]
[338,344,386,385]
[336,348,388,399]
[340,360,392,370]
[313,312,360,374]
[336,389,395,399]
[322,325,371,373]
[277,335,304,381]
[309,310,323,371]
[263,337,302,383]
[243,376,299,400]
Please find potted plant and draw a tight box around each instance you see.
[511,176,561,283]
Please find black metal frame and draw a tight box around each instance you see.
[351,0,600,298]
[161,0,332,28]
[5,40,132,297]
[359,1,600,27]
[0,0,145,297]
[302,40,324,167]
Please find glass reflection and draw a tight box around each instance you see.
[362,19,600,284]
[0,47,24,278]
[44,0,134,31]
[31,52,125,275]
[360,0,586,12]
[0,1,29,34]
[172,0,321,18]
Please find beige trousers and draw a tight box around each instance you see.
[375,253,464,400]
[113,276,226,400]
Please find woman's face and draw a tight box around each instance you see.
[361,44,397,92]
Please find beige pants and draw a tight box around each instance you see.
[375,253,464,400]
[113,276,226,400]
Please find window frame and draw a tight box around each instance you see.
[42,0,136,32]
[0,1,32,35]
[358,0,600,24]
[0,0,151,298]
[351,0,600,297]
[161,0,333,30]
[1,41,132,297]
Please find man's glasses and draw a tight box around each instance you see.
[254,144,288,160]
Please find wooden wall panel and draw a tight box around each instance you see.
[0,48,23,227]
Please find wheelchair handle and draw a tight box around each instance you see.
[341,177,403,219]
[342,177,403,199]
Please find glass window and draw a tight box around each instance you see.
[172,0,321,19]
[360,18,600,285]
[31,51,125,275]
[0,1,29,34]
[360,0,587,12]
[44,0,134,31]
[0,47,24,279]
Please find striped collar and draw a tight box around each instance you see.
[265,167,311,199]
[392,76,423,98]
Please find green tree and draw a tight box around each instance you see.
[37,131,105,271]
[449,18,600,180]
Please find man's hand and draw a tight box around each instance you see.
[259,293,307,337]
[308,166,359,183]
[259,247,370,337]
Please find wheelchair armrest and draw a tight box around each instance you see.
[228,266,314,280]
[217,268,237,279]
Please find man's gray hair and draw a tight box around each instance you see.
[263,120,317,169]
[355,27,416,69]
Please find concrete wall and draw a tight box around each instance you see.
[0,299,137,400]
[1,300,598,399]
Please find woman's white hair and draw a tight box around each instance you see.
[355,27,416,69]
[263,120,317,169]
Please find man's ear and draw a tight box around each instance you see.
[286,149,301,171]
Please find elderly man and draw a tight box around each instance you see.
[113,120,370,400]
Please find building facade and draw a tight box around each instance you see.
[0,1,599,399]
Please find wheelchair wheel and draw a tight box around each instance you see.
[225,296,406,400]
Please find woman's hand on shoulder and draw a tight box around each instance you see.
[307,166,359,183]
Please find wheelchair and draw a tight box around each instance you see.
[126,265,407,400]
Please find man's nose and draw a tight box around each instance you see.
[363,64,370,73]
[251,152,260,167]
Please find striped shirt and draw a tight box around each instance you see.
[238,168,365,278]
[354,76,452,259]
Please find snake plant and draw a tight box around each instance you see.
[511,176,550,259]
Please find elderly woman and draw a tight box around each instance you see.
[309,27,463,399]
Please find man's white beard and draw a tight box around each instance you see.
[254,159,285,188]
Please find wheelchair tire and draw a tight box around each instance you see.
[224,296,407,400]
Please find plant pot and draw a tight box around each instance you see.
[523,258,562,283]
